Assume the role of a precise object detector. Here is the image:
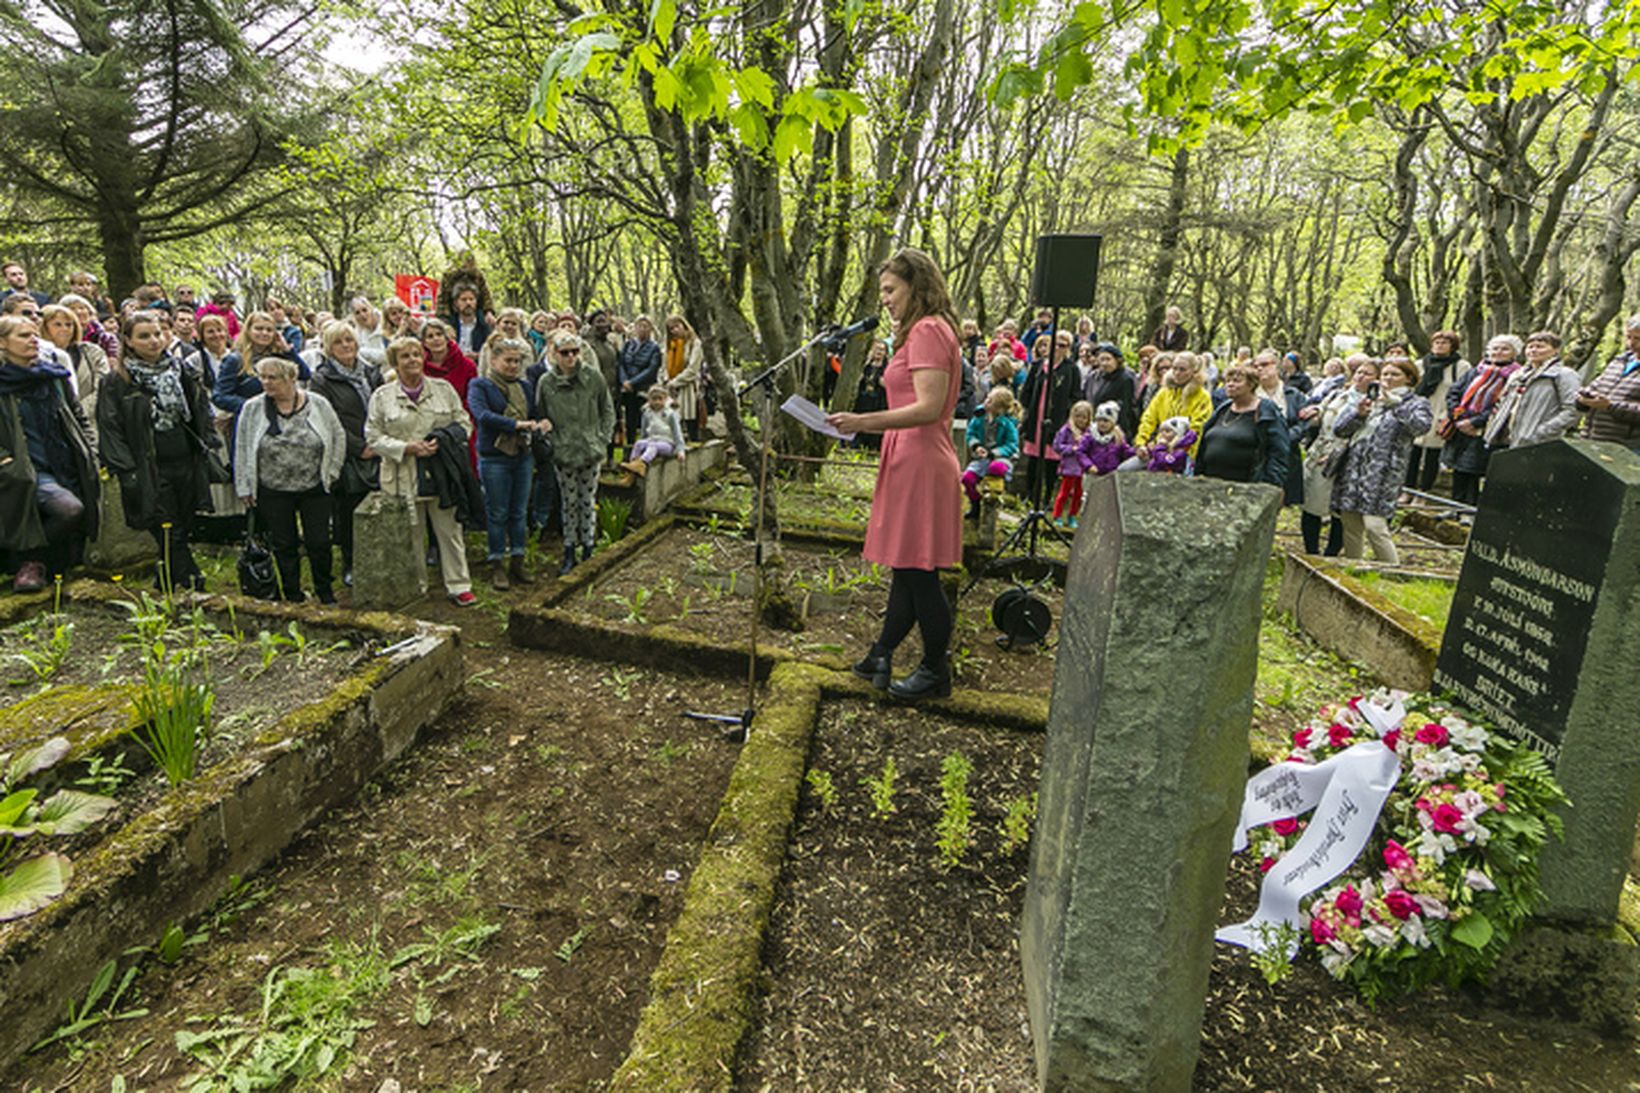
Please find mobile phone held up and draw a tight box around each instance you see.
[1367,382,1382,400]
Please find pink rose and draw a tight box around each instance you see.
[1415,722,1449,747]
[1382,729,1400,752]
[1293,727,1314,749]
[1431,803,1465,834]
[1272,818,1299,836]
[1383,840,1414,872]
[1335,885,1363,922]
[1311,917,1337,944]
[1328,722,1354,748]
[1347,695,1363,712]
[1259,856,1275,874]
[1383,889,1419,921]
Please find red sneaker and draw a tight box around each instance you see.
[449,590,478,607]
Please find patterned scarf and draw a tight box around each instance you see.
[1452,360,1517,421]
[126,356,191,432]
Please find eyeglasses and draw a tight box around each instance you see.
[557,348,580,357]
[19,310,39,318]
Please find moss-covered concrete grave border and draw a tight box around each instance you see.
[0,581,463,1065]
[1277,550,1447,691]
[511,479,1031,672]
[504,495,1048,1089]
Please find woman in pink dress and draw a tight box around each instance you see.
[827,248,964,702]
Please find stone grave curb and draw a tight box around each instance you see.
[1404,508,1470,545]
[1277,550,1441,691]
[536,513,677,610]
[507,601,1050,730]
[672,496,1008,565]
[0,587,464,1066]
[609,661,1049,1090]
[607,661,824,1091]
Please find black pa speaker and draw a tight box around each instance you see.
[1030,234,1101,309]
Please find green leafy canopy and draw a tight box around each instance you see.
[528,2,867,162]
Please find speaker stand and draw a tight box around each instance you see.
[965,305,1074,593]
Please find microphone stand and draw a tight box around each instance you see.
[689,325,875,738]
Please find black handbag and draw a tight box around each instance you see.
[237,509,279,599]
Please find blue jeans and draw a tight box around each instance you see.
[478,455,533,559]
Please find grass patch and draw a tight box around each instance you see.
[1345,569,1454,632]
[1254,564,1367,761]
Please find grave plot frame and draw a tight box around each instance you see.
[0,584,463,1065]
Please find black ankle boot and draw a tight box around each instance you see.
[559,546,577,576]
[581,543,594,562]
[851,650,891,690]
[889,661,951,702]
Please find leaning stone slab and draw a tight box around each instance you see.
[1433,439,1640,927]
[351,491,424,609]
[0,588,462,1066]
[85,474,156,571]
[1022,473,1280,1092]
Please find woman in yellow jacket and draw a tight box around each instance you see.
[1135,352,1213,460]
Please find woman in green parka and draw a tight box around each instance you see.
[0,316,99,591]
[534,329,615,575]
[96,311,219,591]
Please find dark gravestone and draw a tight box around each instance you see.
[1021,473,1280,1091]
[1433,438,1640,926]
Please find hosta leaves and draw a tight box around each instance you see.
[32,790,117,835]
[0,788,38,829]
[0,853,70,921]
[3,737,70,784]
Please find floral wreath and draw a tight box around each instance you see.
[1228,689,1567,1001]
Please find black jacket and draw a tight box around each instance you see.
[1019,359,1081,452]
[0,365,100,551]
[95,361,217,530]
[309,356,382,494]
[1198,398,1289,489]
[416,422,485,530]
[442,313,492,357]
[1082,366,1139,439]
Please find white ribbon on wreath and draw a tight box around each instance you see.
[1217,698,1405,955]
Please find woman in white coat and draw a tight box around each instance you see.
[365,337,475,605]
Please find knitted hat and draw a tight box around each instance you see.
[1095,401,1120,422]
[1160,415,1191,437]
[1094,342,1124,362]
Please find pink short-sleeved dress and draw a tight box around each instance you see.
[862,316,964,571]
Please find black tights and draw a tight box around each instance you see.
[872,567,952,671]
[1300,512,1343,556]
[1404,446,1441,492]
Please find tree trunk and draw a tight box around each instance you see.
[98,208,146,301]
[1565,168,1640,375]
[1140,147,1190,345]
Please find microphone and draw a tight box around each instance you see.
[824,315,879,342]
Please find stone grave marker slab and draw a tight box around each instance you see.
[351,492,424,610]
[1433,438,1640,925]
[1021,472,1280,1091]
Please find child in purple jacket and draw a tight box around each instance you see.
[1051,400,1096,526]
[1146,415,1196,474]
[1084,401,1136,487]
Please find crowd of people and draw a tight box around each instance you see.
[851,308,1640,566]
[1,252,1636,605]
[0,261,718,601]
